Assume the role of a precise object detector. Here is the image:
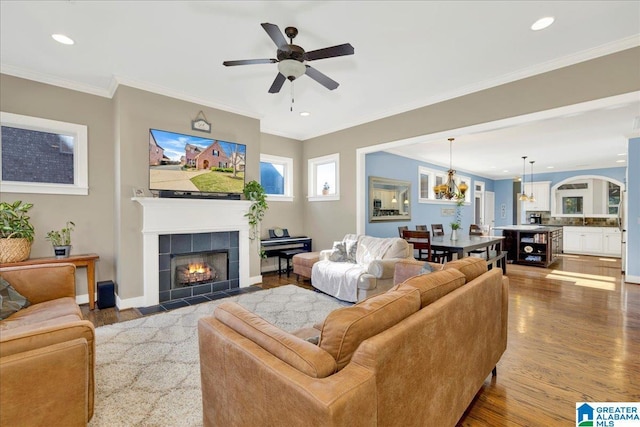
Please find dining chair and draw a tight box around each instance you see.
[398,226,409,237]
[401,229,432,262]
[416,225,427,231]
[429,224,452,262]
[468,224,488,257]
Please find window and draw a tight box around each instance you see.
[608,182,621,215]
[562,197,583,214]
[308,153,339,201]
[260,154,293,201]
[0,112,88,195]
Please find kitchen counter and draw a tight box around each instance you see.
[493,225,563,231]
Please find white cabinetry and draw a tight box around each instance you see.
[524,181,551,211]
[603,228,622,256]
[563,226,621,257]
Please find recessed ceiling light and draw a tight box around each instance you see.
[616,159,626,163]
[547,166,554,169]
[617,153,626,156]
[52,34,74,45]
[502,170,509,173]
[531,17,554,31]
[299,111,310,117]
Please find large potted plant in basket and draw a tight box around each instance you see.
[0,200,35,263]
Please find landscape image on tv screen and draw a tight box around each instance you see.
[149,129,246,195]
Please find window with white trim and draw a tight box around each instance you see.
[260,154,293,201]
[308,153,339,201]
[0,112,88,195]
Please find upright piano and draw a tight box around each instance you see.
[260,236,313,258]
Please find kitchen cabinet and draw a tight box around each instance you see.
[563,226,620,257]
[603,228,622,256]
[523,181,551,211]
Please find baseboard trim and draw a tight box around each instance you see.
[625,274,640,284]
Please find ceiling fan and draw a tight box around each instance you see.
[223,23,354,94]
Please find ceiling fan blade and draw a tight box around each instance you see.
[223,58,277,66]
[305,66,339,90]
[268,73,287,93]
[305,43,354,61]
[261,23,290,52]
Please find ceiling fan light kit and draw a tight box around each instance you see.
[223,22,355,107]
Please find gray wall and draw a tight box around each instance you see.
[0,74,116,296]
[112,85,261,299]
[303,47,640,251]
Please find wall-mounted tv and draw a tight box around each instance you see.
[149,128,246,199]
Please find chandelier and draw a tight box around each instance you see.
[519,156,529,201]
[433,138,468,200]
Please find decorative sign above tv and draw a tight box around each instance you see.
[149,128,246,199]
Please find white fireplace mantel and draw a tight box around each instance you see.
[133,197,252,307]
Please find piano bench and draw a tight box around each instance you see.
[292,251,321,281]
[279,249,307,278]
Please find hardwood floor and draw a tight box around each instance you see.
[81,255,640,425]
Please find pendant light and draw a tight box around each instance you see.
[519,156,529,201]
[528,160,536,203]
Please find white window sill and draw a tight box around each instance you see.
[308,194,340,202]
[265,195,293,202]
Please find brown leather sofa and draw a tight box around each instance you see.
[198,257,508,426]
[0,263,95,426]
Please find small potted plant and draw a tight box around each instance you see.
[243,181,268,257]
[450,199,464,240]
[46,221,75,258]
[0,200,35,263]
[322,182,330,195]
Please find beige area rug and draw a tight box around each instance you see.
[89,285,350,427]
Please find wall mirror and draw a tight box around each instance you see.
[551,175,624,218]
[369,176,411,222]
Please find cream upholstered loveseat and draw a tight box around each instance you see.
[198,257,508,426]
[0,263,95,426]
[310,234,414,302]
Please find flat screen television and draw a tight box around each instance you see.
[149,128,246,199]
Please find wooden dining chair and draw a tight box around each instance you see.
[402,229,432,262]
[416,225,427,231]
[468,224,488,257]
[469,224,483,235]
[431,224,445,236]
[430,224,451,262]
[398,226,409,237]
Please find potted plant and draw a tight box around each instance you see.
[0,200,35,263]
[322,182,330,195]
[450,199,465,240]
[46,221,75,259]
[243,180,268,257]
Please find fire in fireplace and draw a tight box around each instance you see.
[170,250,228,290]
[175,262,217,286]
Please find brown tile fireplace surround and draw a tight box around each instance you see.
[133,197,253,308]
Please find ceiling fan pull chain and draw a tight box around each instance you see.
[290,81,295,112]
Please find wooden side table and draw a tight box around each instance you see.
[1,253,100,310]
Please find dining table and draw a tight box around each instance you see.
[431,234,505,259]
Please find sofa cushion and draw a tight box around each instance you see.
[444,257,488,282]
[214,302,337,378]
[394,269,466,308]
[0,277,30,320]
[0,297,80,330]
[328,241,351,263]
[319,286,420,371]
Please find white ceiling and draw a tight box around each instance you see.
[1,1,639,178]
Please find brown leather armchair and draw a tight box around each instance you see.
[0,263,95,426]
